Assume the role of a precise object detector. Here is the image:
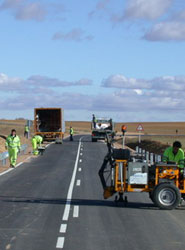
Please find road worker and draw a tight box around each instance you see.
[92,114,96,129]
[121,124,127,136]
[32,135,43,155]
[5,129,21,168]
[70,127,74,141]
[24,125,29,138]
[162,141,184,171]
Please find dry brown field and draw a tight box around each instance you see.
[1,120,185,154]
[66,121,185,135]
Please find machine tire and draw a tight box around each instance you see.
[153,183,181,210]
[149,191,154,203]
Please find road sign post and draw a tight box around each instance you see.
[136,124,144,144]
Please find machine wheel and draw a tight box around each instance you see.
[153,183,181,210]
[149,192,154,203]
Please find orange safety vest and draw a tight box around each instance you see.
[121,125,127,131]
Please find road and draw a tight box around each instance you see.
[0,135,185,250]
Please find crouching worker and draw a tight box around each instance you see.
[5,129,21,168]
[162,141,184,172]
[32,135,43,155]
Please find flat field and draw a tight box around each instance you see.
[0,120,185,154]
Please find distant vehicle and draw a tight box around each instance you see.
[91,117,114,142]
[34,108,65,143]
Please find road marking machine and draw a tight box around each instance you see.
[99,136,185,210]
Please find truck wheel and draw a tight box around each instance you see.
[92,138,97,142]
[153,183,181,210]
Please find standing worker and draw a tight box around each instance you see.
[70,126,74,141]
[5,129,21,168]
[162,141,184,172]
[92,114,96,129]
[121,124,127,136]
[32,135,43,155]
[24,124,29,138]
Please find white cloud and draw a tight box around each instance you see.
[15,2,46,21]
[144,21,185,41]
[0,73,93,93]
[124,0,173,20]
[52,28,94,42]
[0,0,66,22]
[28,75,93,87]
[1,73,185,121]
[111,0,173,23]
[102,74,185,91]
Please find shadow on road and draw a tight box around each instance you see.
[0,195,167,210]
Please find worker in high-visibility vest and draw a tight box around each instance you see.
[32,135,43,155]
[162,141,184,172]
[5,129,21,168]
[121,125,127,136]
[70,127,74,141]
[24,125,29,138]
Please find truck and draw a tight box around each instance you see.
[34,108,65,143]
[91,117,114,142]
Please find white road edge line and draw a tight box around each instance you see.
[60,224,67,233]
[73,206,79,218]
[15,162,23,168]
[0,168,13,176]
[56,237,65,249]
[76,180,81,186]
[62,138,82,221]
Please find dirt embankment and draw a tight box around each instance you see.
[126,140,169,155]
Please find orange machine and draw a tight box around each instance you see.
[100,146,185,210]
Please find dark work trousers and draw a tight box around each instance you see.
[70,134,73,141]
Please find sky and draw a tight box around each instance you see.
[1,0,185,122]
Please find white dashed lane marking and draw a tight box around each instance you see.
[60,224,67,233]
[56,237,65,249]
[73,206,79,218]
[56,137,83,249]
[76,180,81,186]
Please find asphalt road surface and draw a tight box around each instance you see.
[0,135,185,250]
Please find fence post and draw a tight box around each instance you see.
[150,153,154,165]
[146,151,149,162]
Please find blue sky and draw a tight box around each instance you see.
[1,0,185,122]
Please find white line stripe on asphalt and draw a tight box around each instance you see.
[62,138,82,221]
[76,180,81,186]
[56,237,65,249]
[60,224,67,233]
[80,153,83,156]
[15,162,23,168]
[79,159,82,163]
[78,168,82,172]
[73,206,79,218]
[0,168,13,176]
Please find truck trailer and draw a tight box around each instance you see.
[34,108,65,143]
